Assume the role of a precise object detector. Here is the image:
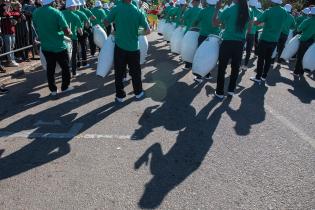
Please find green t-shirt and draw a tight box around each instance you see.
[248,6,261,35]
[296,15,308,28]
[106,2,149,51]
[80,7,93,18]
[257,5,287,42]
[183,6,201,32]
[74,10,89,23]
[169,6,180,23]
[298,16,315,41]
[62,10,82,40]
[194,5,219,36]
[219,3,249,41]
[164,6,174,22]
[91,7,107,28]
[281,12,295,35]
[33,5,68,52]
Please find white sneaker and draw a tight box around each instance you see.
[261,77,266,82]
[214,91,224,99]
[50,91,57,96]
[62,86,74,93]
[81,64,90,68]
[241,65,248,71]
[135,91,145,99]
[115,97,124,103]
[123,76,130,82]
[204,75,213,80]
[73,72,83,77]
[227,91,234,97]
[250,77,261,83]
[8,61,19,67]
[194,77,203,83]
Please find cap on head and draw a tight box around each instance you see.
[270,0,282,5]
[248,0,257,7]
[42,0,54,6]
[284,4,292,12]
[206,0,217,5]
[310,6,315,15]
[94,0,102,7]
[302,7,310,15]
[103,3,109,8]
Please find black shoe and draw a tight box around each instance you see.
[0,65,6,73]
[0,87,8,94]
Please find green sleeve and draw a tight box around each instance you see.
[57,10,69,30]
[218,6,229,23]
[106,6,117,23]
[257,9,268,22]
[298,18,309,32]
[139,11,149,29]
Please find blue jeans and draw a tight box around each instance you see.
[3,35,16,61]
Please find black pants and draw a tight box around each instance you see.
[114,45,142,98]
[88,31,96,56]
[216,40,244,95]
[71,40,78,75]
[193,35,211,79]
[277,33,288,60]
[254,31,259,55]
[42,50,70,92]
[106,25,112,36]
[255,40,277,79]
[78,33,87,66]
[244,33,255,66]
[294,39,313,75]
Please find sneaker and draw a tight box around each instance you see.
[194,77,203,83]
[290,72,300,77]
[135,91,145,99]
[241,65,248,71]
[0,87,8,94]
[115,97,124,103]
[50,91,57,96]
[250,77,261,83]
[123,76,130,82]
[261,77,266,82]
[73,72,83,77]
[81,64,90,68]
[204,75,213,80]
[62,86,74,93]
[7,61,19,67]
[227,91,234,97]
[214,91,224,99]
[0,66,6,73]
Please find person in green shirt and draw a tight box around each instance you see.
[251,0,287,83]
[105,0,150,102]
[276,4,296,63]
[191,0,219,82]
[79,0,98,59]
[103,3,112,35]
[182,0,201,69]
[293,7,315,76]
[33,0,73,95]
[212,0,250,98]
[242,0,259,70]
[164,2,174,23]
[91,1,107,29]
[253,2,263,55]
[295,7,310,27]
[62,0,84,77]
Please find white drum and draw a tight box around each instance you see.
[170,26,185,54]
[302,42,315,72]
[93,24,107,48]
[180,30,199,63]
[280,35,300,60]
[96,35,115,77]
[192,35,221,77]
[139,35,149,65]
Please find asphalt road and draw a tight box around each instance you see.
[0,33,314,210]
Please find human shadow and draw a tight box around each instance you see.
[287,76,315,104]
[134,98,230,209]
[226,83,267,136]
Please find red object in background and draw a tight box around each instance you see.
[148,9,159,15]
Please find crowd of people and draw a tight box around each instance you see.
[0,0,314,101]
[159,0,315,99]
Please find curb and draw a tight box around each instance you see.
[0,61,42,84]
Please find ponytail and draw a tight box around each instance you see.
[236,0,249,32]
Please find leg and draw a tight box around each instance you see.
[127,50,143,96]
[42,51,57,92]
[88,31,96,57]
[228,41,243,92]
[80,34,88,66]
[244,34,254,66]
[71,40,78,75]
[114,45,127,98]
[262,42,277,78]
[277,33,287,61]
[294,41,311,75]
[56,50,71,91]
[255,41,267,80]
[216,41,231,95]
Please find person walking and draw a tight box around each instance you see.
[105,0,150,103]
[33,0,73,96]
[212,0,250,99]
[250,0,287,83]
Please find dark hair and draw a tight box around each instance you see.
[236,0,249,32]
